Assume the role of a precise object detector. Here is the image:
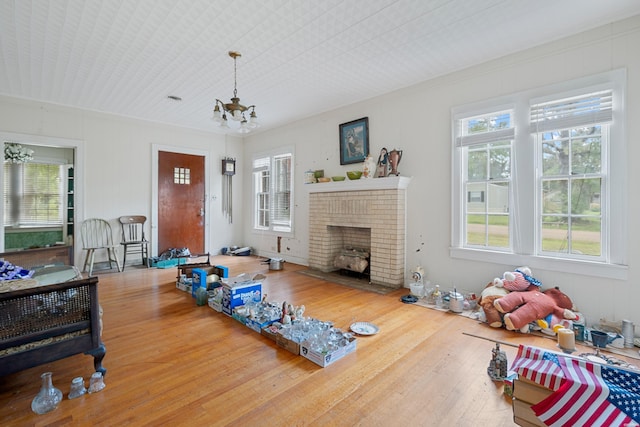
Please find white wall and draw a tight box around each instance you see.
[243,15,640,326]
[0,96,244,265]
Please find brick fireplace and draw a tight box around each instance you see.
[307,177,410,289]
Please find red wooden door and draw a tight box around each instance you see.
[158,151,205,255]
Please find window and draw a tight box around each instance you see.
[532,91,611,259]
[452,70,626,278]
[173,167,190,184]
[457,110,513,250]
[4,162,64,227]
[252,148,293,233]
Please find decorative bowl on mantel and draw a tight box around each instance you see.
[346,171,362,180]
[332,176,346,181]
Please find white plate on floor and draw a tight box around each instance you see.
[350,322,379,335]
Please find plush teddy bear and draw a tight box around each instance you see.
[493,266,542,292]
[477,282,510,328]
[493,288,577,333]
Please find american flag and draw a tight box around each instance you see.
[511,345,640,427]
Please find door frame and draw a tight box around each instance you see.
[151,144,210,258]
[0,132,84,263]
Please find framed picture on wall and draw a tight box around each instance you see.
[339,117,369,165]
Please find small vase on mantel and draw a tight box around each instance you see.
[31,372,63,414]
[363,154,376,178]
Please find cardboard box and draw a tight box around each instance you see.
[503,372,518,397]
[176,281,188,292]
[191,266,225,295]
[300,336,357,367]
[208,299,222,312]
[231,308,248,325]
[260,324,301,355]
[276,333,301,355]
[215,265,229,278]
[261,325,280,342]
[512,399,546,427]
[191,268,208,296]
[178,264,225,289]
[222,281,262,316]
[246,317,277,333]
[513,378,553,404]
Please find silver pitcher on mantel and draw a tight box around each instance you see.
[388,149,403,176]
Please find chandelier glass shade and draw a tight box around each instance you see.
[212,51,259,133]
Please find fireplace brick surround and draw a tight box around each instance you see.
[307,177,410,289]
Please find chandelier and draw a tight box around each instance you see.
[212,51,259,133]
[4,143,34,163]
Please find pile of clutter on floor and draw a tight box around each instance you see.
[220,246,252,256]
[177,265,358,368]
[406,265,638,353]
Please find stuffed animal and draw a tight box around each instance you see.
[536,287,580,333]
[493,266,541,292]
[477,282,510,328]
[493,289,577,333]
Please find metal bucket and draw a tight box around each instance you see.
[262,258,284,270]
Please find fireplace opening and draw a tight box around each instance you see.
[334,246,370,280]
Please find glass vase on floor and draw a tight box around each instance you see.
[31,372,63,414]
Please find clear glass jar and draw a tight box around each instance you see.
[31,372,63,414]
[68,376,86,399]
[88,371,106,393]
[195,286,208,306]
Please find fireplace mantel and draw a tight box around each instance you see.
[306,176,411,193]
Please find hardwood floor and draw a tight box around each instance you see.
[0,256,634,426]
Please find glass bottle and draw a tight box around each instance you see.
[434,285,443,308]
[68,376,86,399]
[195,286,208,306]
[31,372,63,414]
[88,371,106,393]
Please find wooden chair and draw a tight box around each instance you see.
[118,215,150,270]
[80,218,122,275]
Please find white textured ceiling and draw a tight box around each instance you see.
[1,0,640,135]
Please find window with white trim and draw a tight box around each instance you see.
[532,91,610,259]
[252,149,293,233]
[452,70,626,277]
[4,162,64,227]
[457,110,513,250]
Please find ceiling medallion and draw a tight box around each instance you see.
[212,51,259,134]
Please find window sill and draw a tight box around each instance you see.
[449,247,627,280]
[4,226,63,233]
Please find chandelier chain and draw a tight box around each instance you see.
[233,55,238,98]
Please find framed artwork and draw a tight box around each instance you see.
[339,117,369,165]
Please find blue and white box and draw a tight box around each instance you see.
[221,281,262,316]
[192,268,208,297]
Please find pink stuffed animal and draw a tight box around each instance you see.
[493,266,540,292]
[493,289,577,333]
